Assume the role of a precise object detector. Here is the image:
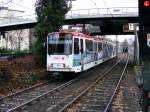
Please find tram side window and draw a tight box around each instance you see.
[74,38,79,54]
[80,39,84,54]
[103,44,106,57]
[85,39,93,54]
[93,41,97,52]
[98,43,102,52]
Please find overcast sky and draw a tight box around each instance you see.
[0,0,138,18]
[72,0,138,10]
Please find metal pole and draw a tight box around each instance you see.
[82,24,86,34]
[116,35,118,57]
[134,25,139,65]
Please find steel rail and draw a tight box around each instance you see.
[104,55,129,112]
[7,59,112,112]
[0,80,50,101]
[7,77,82,112]
[58,58,122,112]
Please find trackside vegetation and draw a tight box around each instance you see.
[35,0,71,52]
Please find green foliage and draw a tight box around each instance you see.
[16,72,38,85]
[35,0,71,52]
[0,47,11,53]
[0,49,33,57]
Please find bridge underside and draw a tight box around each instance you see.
[0,17,138,35]
[65,17,138,35]
[0,22,37,31]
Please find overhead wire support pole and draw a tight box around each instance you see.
[116,35,118,57]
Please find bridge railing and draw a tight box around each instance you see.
[0,7,138,27]
[66,7,138,19]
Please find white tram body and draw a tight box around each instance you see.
[47,32,116,73]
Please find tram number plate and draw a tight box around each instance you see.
[53,63,63,68]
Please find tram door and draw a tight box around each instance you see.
[73,38,84,71]
[80,39,84,71]
[73,38,80,67]
[93,41,97,61]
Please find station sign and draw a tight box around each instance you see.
[147,33,150,47]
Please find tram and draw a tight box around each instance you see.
[47,32,116,73]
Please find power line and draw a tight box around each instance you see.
[0,7,24,13]
[90,0,98,8]
[14,13,36,19]
[0,13,36,19]
[8,0,35,11]
[90,0,113,17]
[101,0,113,17]
[0,0,12,5]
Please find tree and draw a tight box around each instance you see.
[121,39,129,52]
[121,39,129,48]
[35,0,71,52]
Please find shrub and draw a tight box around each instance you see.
[0,70,7,85]
[16,72,38,85]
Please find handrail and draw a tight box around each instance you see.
[66,7,138,19]
[0,7,138,27]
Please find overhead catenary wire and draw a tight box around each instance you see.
[101,0,113,17]
[0,13,36,19]
[0,7,24,13]
[0,0,36,21]
[90,0,98,8]
[10,1,35,11]
[0,0,13,5]
[89,0,113,17]
[0,0,35,11]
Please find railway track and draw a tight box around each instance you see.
[0,58,117,112]
[6,58,121,112]
[60,55,129,112]
[0,80,68,112]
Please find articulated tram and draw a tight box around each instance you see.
[47,32,116,73]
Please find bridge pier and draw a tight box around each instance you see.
[138,21,150,112]
[134,31,139,65]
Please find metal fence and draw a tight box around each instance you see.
[0,7,138,27]
[66,7,138,19]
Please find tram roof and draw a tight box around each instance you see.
[48,31,95,39]
[48,32,115,44]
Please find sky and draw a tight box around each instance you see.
[0,0,138,18]
[72,0,138,10]
[106,35,135,43]
[0,0,137,42]
[0,0,36,19]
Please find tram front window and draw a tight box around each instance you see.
[48,33,72,55]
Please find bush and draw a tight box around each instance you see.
[0,47,9,53]
[16,72,38,85]
[0,48,12,56]
[33,55,45,68]
[0,48,32,57]
[0,70,7,85]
